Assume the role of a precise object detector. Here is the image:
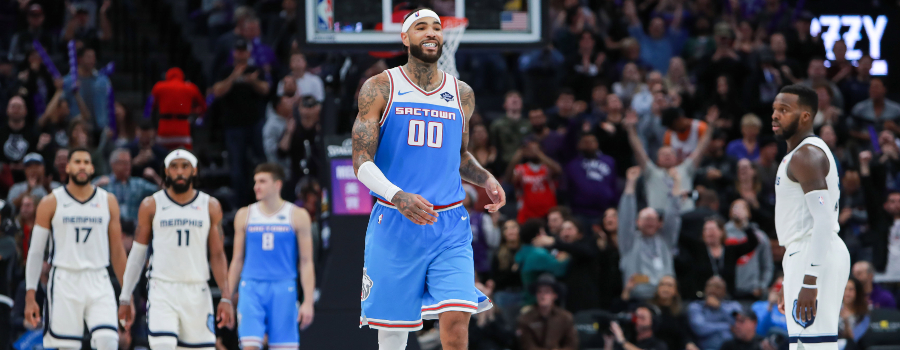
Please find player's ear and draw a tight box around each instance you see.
[401,32,410,48]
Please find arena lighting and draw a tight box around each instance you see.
[811,15,888,75]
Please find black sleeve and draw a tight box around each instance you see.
[553,240,598,260]
[727,226,760,263]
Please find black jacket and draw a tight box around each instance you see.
[681,226,759,299]
[862,162,893,272]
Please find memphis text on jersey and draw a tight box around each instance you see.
[159,218,205,228]
[62,216,105,224]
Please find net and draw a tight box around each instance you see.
[438,17,468,78]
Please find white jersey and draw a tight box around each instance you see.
[148,190,211,283]
[49,186,111,270]
[774,137,841,246]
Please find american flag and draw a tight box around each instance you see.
[500,11,528,31]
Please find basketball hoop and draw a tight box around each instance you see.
[438,16,468,78]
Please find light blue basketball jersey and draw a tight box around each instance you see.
[372,67,466,206]
[242,202,297,280]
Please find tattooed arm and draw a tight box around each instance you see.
[352,72,439,225]
[458,81,507,213]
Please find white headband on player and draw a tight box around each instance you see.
[164,149,198,168]
[401,9,441,33]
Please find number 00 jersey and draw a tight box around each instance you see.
[148,190,211,283]
[242,202,298,281]
[49,186,111,270]
[373,67,466,206]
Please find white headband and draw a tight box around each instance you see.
[164,150,198,168]
[401,9,441,33]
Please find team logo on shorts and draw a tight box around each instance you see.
[440,92,454,102]
[207,313,215,333]
[378,214,383,224]
[361,268,374,301]
[791,300,817,328]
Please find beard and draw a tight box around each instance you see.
[409,41,442,64]
[165,175,194,194]
[69,172,92,186]
[774,116,800,141]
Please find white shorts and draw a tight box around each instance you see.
[44,267,119,349]
[782,235,850,350]
[147,279,216,349]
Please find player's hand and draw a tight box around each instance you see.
[797,279,818,323]
[118,302,134,331]
[392,191,438,225]
[484,178,506,213]
[298,301,315,330]
[217,300,234,329]
[24,291,41,329]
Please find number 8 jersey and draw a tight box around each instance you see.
[242,202,297,281]
[49,187,111,270]
[148,190,211,283]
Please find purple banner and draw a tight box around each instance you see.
[67,40,76,82]
[32,40,61,79]
[330,159,372,215]
[143,95,154,119]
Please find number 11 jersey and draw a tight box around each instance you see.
[49,186,111,270]
[149,190,211,283]
[242,202,297,281]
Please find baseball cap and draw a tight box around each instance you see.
[300,96,320,108]
[233,38,249,51]
[23,153,44,166]
[733,307,758,322]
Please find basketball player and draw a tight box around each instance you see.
[227,163,314,350]
[351,8,506,350]
[772,85,850,349]
[117,149,234,350]
[23,148,128,350]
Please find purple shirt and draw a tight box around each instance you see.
[726,139,760,161]
[871,284,897,309]
[565,152,618,217]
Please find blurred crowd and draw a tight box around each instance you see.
[1,0,900,349]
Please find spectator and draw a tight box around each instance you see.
[277,51,324,102]
[751,276,787,336]
[625,107,716,213]
[618,166,681,301]
[263,92,296,177]
[827,41,854,84]
[468,280,515,350]
[851,261,897,309]
[546,88,581,132]
[62,0,112,49]
[38,79,90,150]
[719,309,762,350]
[68,120,108,176]
[708,77,743,134]
[127,119,168,178]
[507,140,561,224]
[649,276,698,350]
[468,123,498,178]
[12,261,48,339]
[606,305,669,350]
[526,106,566,165]
[51,148,69,184]
[696,130,737,195]
[839,55,873,110]
[517,275,578,350]
[150,67,207,150]
[597,94,634,177]
[612,63,649,108]
[665,57,695,98]
[491,220,523,293]
[800,58,844,109]
[698,24,746,102]
[679,188,719,244]
[633,72,664,118]
[211,6,255,75]
[565,133,617,222]
[546,219,601,313]
[7,153,61,210]
[0,199,14,347]
[849,78,900,141]
[213,38,270,204]
[515,219,569,305]
[263,0,299,60]
[839,277,871,343]
[861,150,900,281]
[725,114,761,161]
[623,0,685,74]
[288,96,323,181]
[662,107,709,161]
[725,199,774,300]
[724,159,774,229]
[754,136,779,195]
[770,33,802,86]
[0,58,17,113]
[839,170,868,241]
[7,4,57,63]
[596,208,624,308]
[786,11,826,66]
[17,50,58,122]
[682,217,759,299]
[813,84,842,128]
[547,206,572,238]
[63,47,112,131]
[1,96,39,166]
[687,276,743,350]
[14,194,37,261]
[565,32,606,101]
[93,149,161,222]
[111,101,137,148]
[463,185,501,281]
[490,91,529,168]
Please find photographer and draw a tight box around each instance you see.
[605,305,668,350]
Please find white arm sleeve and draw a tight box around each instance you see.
[118,242,148,303]
[803,190,836,277]
[357,161,402,202]
[25,225,50,291]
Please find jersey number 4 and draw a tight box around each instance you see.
[408,120,443,148]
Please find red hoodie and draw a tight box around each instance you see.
[151,67,206,115]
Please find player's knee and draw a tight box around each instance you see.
[438,312,469,348]
[377,330,409,350]
[91,329,118,350]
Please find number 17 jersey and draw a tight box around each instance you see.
[148,190,211,283]
[242,202,297,281]
[49,186,111,270]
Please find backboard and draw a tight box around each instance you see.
[302,0,548,50]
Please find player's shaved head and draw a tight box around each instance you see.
[779,85,818,117]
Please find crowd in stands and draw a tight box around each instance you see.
[1,0,900,349]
